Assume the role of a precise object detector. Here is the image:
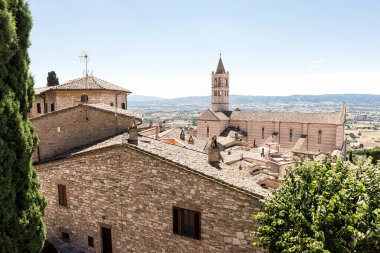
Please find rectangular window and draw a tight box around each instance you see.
[51,103,55,112]
[173,207,201,240]
[110,102,114,107]
[61,232,70,242]
[262,127,265,139]
[121,103,126,110]
[58,184,67,207]
[289,129,293,142]
[318,130,322,144]
[37,103,41,113]
[88,236,94,247]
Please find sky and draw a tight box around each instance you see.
[29,0,380,98]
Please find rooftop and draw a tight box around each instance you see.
[38,133,273,198]
[35,76,130,94]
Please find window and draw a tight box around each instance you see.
[58,184,67,207]
[61,232,70,242]
[318,130,322,144]
[173,207,201,240]
[37,103,41,113]
[51,103,55,112]
[121,103,126,110]
[88,236,94,247]
[110,103,114,107]
[81,94,89,103]
[262,127,265,139]
[289,129,293,141]
[206,126,209,137]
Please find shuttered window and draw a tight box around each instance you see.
[58,184,67,207]
[173,207,201,240]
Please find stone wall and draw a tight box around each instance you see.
[31,105,133,163]
[37,144,264,253]
[197,119,227,139]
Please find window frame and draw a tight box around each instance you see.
[58,184,67,207]
[172,207,201,240]
[318,130,322,144]
[37,103,41,113]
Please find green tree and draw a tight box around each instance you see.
[252,159,380,252]
[349,151,354,163]
[47,70,59,86]
[365,148,380,165]
[0,0,46,252]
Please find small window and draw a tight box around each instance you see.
[121,103,126,109]
[110,103,114,107]
[289,129,293,142]
[51,103,55,112]
[173,207,201,240]
[61,232,70,242]
[58,184,67,207]
[262,127,265,139]
[81,94,89,103]
[37,103,41,113]
[318,130,322,144]
[206,126,209,137]
[88,236,94,247]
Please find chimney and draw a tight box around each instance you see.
[155,125,159,140]
[188,135,194,145]
[208,136,221,166]
[180,129,185,141]
[128,120,138,145]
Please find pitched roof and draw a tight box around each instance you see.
[216,57,226,74]
[37,76,130,94]
[37,134,268,198]
[229,111,344,125]
[31,103,142,123]
[198,109,230,121]
[34,87,51,95]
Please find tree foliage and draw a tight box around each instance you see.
[46,70,59,86]
[365,148,380,165]
[252,159,380,253]
[0,0,46,252]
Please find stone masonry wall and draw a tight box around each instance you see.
[31,105,133,163]
[37,145,265,253]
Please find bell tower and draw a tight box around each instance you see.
[211,55,230,112]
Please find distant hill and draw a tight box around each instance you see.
[129,94,380,106]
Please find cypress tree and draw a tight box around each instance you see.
[47,71,59,86]
[0,0,46,252]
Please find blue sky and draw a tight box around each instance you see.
[29,0,380,98]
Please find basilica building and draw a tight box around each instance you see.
[197,57,347,155]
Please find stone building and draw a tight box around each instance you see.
[198,57,346,155]
[28,76,131,118]
[32,77,267,252]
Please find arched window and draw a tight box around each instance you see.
[218,77,221,85]
[81,94,89,103]
[289,129,293,141]
[318,130,322,144]
[262,127,265,139]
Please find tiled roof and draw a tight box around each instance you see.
[30,103,142,123]
[88,103,142,120]
[34,87,51,95]
[40,134,269,198]
[39,76,130,93]
[230,111,344,125]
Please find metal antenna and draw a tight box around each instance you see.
[219,49,222,57]
[79,51,89,77]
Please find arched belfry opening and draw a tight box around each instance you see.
[211,55,230,112]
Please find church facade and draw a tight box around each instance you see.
[197,57,346,154]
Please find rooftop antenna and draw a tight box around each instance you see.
[79,51,90,120]
[219,49,222,58]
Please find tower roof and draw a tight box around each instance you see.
[216,57,226,74]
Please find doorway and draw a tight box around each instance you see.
[101,227,112,253]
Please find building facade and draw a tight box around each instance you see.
[29,76,131,118]
[198,57,346,154]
